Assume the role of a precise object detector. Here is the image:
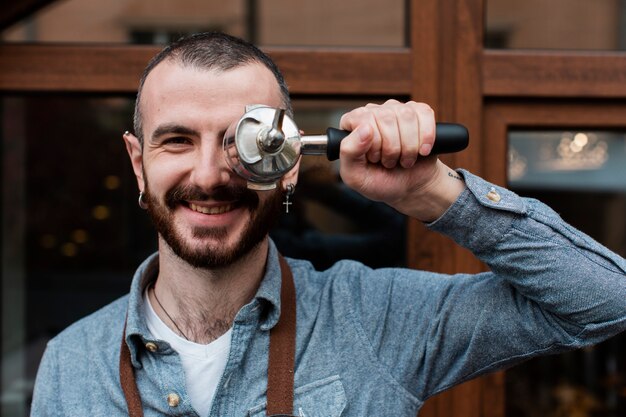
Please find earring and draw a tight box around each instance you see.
[138,191,148,210]
[283,184,295,214]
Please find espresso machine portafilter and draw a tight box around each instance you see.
[223,105,469,190]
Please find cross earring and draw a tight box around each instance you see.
[283,184,295,214]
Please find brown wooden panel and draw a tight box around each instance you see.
[269,48,411,95]
[481,372,505,417]
[0,44,158,93]
[0,44,411,95]
[409,0,497,416]
[483,50,626,98]
[408,0,484,276]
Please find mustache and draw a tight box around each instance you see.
[164,184,259,209]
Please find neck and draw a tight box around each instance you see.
[150,237,269,344]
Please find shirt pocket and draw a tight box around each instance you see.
[247,375,347,417]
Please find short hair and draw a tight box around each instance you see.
[133,32,292,144]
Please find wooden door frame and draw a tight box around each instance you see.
[409,1,498,416]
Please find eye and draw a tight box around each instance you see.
[162,136,191,146]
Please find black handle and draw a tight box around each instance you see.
[326,123,469,161]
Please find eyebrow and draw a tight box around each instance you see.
[151,124,200,142]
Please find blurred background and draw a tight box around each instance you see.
[1,1,625,416]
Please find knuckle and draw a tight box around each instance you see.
[378,109,396,125]
[396,105,415,121]
[408,101,434,114]
[341,107,367,127]
[420,105,435,117]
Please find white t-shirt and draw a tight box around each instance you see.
[143,291,232,417]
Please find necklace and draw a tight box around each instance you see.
[151,283,190,341]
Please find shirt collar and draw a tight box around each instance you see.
[124,252,159,367]
[123,239,285,367]
[254,240,283,331]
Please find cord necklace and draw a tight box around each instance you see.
[151,283,190,341]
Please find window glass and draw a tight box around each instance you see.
[486,0,626,50]
[1,0,406,47]
[506,130,626,416]
[1,95,154,417]
[0,95,406,416]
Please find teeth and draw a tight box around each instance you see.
[189,203,233,215]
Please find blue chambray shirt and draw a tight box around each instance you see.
[31,171,626,417]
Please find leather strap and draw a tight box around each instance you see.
[266,255,296,415]
[119,322,143,417]
[119,255,297,416]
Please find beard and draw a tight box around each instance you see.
[144,181,283,269]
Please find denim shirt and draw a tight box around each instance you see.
[31,170,626,417]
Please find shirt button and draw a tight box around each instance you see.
[145,342,158,352]
[487,188,501,203]
[167,393,180,407]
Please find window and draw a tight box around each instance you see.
[506,129,626,416]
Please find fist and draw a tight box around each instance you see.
[337,100,440,207]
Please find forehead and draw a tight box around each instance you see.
[139,60,284,132]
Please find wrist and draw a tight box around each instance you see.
[396,161,466,222]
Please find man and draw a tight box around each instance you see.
[31,32,626,417]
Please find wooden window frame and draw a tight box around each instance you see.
[0,44,412,95]
[484,101,626,186]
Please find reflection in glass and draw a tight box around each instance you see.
[509,131,626,190]
[2,0,406,47]
[486,0,626,50]
[507,130,626,417]
[0,95,406,416]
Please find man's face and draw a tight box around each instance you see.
[131,61,288,268]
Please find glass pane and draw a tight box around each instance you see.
[1,0,406,47]
[1,95,406,416]
[506,130,626,417]
[1,95,154,416]
[257,0,406,47]
[486,0,626,50]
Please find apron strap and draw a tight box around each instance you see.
[119,322,143,417]
[119,254,297,416]
[266,255,297,415]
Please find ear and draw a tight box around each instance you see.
[123,132,145,192]
[281,156,301,191]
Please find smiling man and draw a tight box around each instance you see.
[31,32,626,417]
[127,60,291,345]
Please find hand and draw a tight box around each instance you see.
[338,100,465,222]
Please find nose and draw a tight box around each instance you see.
[188,140,233,192]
